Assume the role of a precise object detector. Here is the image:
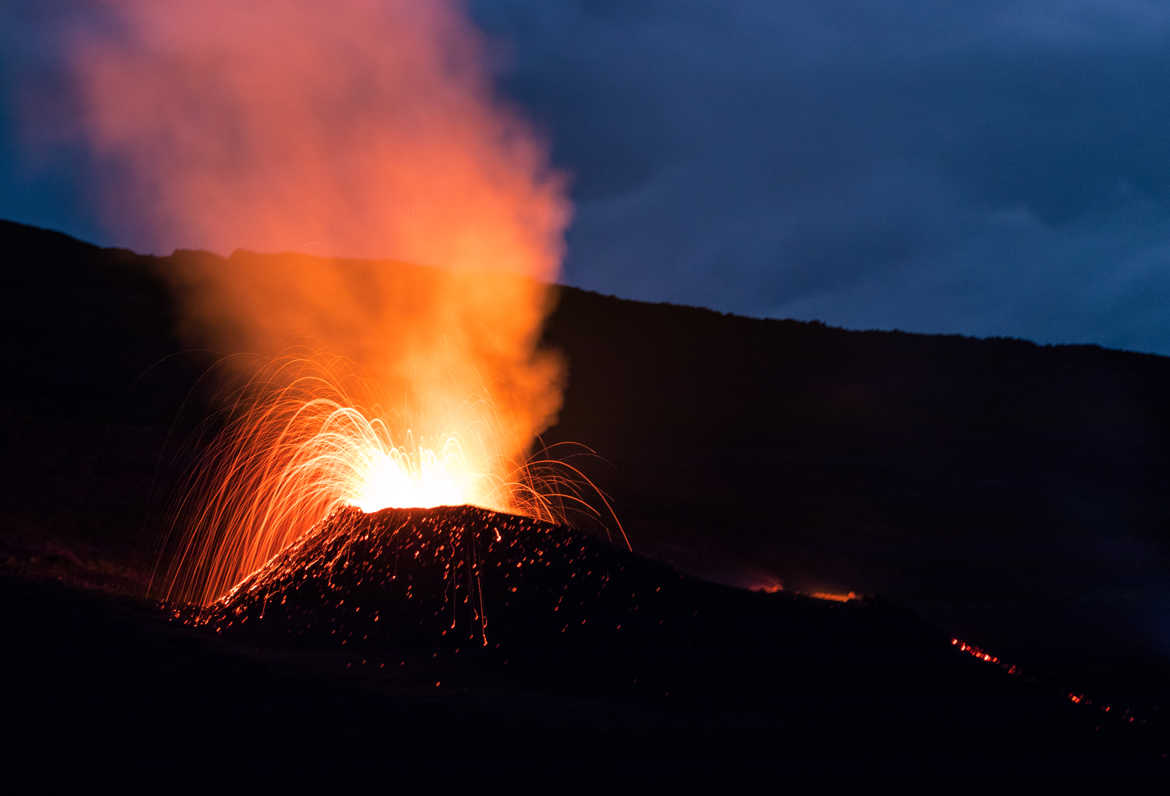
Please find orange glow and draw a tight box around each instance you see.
[59,2,620,604]
[63,1,570,471]
[808,590,858,603]
[157,358,623,606]
[950,637,1000,665]
[347,441,475,513]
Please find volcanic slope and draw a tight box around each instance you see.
[192,505,632,654]
[173,505,1166,771]
[5,218,1170,700]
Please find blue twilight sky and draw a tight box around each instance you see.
[4,1,1170,354]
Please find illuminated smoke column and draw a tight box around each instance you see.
[59,1,575,602]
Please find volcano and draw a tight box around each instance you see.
[149,504,1162,772]
[194,505,641,652]
[4,221,1170,775]
[6,503,1168,774]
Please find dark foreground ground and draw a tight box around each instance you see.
[4,506,1167,776]
[2,219,1169,775]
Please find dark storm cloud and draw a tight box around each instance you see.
[470,0,1170,353]
[5,2,1170,351]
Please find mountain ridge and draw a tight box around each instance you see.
[1,217,1167,703]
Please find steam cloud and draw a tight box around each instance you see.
[64,0,570,472]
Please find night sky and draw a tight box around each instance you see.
[5,1,1170,354]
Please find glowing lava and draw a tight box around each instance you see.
[808,590,859,603]
[155,358,624,607]
[160,360,521,606]
[346,436,481,513]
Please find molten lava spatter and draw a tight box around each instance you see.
[156,359,624,607]
[343,434,486,513]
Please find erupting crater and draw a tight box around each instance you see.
[344,438,483,514]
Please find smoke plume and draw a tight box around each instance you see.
[63,0,570,473]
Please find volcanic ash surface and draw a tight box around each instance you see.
[190,505,662,652]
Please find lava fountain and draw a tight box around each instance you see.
[162,356,622,607]
[53,1,600,604]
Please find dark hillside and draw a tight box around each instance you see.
[6,504,1164,774]
[542,286,1170,685]
[2,218,1168,704]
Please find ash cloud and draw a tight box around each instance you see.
[49,0,571,472]
[6,2,1170,352]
